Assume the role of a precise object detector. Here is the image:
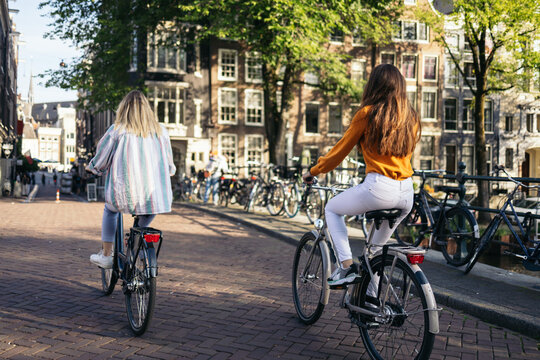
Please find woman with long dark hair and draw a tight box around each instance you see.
[303,64,421,286]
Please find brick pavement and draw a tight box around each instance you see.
[0,187,538,359]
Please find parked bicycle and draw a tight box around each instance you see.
[465,165,540,274]
[244,162,286,216]
[100,214,163,335]
[292,181,440,359]
[393,169,479,267]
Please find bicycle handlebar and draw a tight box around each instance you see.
[494,165,540,189]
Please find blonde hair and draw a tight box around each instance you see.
[114,90,162,137]
[360,64,420,157]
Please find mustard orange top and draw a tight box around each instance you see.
[310,106,414,181]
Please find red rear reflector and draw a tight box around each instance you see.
[232,178,236,181]
[251,176,257,180]
[220,176,225,180]
[144,234,160,243]
[407,254,424,264]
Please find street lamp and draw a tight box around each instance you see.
[59,60,67,68]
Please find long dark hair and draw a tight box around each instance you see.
[360,64,420,157]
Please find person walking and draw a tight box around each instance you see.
[303,64,421,286]
[86,90,176,269]
[203,152,228,205]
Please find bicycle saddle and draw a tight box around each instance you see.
[365,209,402,229]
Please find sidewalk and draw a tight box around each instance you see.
[178,201,540,340]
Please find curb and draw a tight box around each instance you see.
[177,201,540,340]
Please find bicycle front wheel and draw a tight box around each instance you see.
[464,235,490,274]
[283,184,300,218]
[292,232,326,324]
[352,255,435,360]
[394,204,428,247]
[438,207,478,267]
[305,190,323,224]
[267,183,285,216]
[101,244,118,295]
[125,245,156,336]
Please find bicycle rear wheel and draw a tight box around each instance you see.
[464,235,490,274]
[292,232,326,324]
[438,207,478,267]
[125,243,156,336]
[394,204,428,247]
[352,255,435,359]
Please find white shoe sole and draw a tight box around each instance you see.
[328,274,361,286]
[90,258,113,269]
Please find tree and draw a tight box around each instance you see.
[419,0,540,221]
[178,0,400,164]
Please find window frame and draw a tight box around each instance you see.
[444,98,458,131]
[218,48,238,82]
[328,103,343,136]
[304,102,320,135]
[245,134,264,166]
[421,89,437,122]
[245,52,263,84]
[218,87,238,125]
[462,99,475,132]
[244,89,264,126]
[147,84,185,125]
[218,133,238,169]
[401,54,417,80]
[351,59,367,86]
[380,52,396,66]
[422,55,438,82]
[147,30,186,73]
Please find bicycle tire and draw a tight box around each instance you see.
[101,240,119,295]
[125,244,156,336]
[218,190,229,207]
[464,235,490,274]
[267,183,285,216]
[305,190,322,224]
[394,203,428,247]
[292,232,326,324]
[438,207,478,267]
[245,183,258,212]
[352,255,435,359]
[284,184,300,218]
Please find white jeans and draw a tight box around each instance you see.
[325,172,414,263]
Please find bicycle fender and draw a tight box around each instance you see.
[145,246,158,278]
[410,263,439,334]
[318,239,332,306]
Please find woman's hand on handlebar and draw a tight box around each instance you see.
[302,171,314,184]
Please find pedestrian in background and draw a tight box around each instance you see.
[203,152,228,205]
[41,173,45,186]
[86,90,176,269]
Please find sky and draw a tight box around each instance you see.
[11,0,81,104]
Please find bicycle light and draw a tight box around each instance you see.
[144,234,160,243]
[314,219,324,230]
[407,254,424,264]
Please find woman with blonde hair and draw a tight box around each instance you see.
[87,90,176,268]
[303,64,421,286]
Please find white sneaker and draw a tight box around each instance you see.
[90,250,113,269]
[328,263,361,286]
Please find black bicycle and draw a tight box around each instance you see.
[465,165,540,274]
[393,169,479,267]
[100,214,163,335]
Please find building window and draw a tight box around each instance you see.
[419,136,434,170]
[418,23,429,41]
[445,145,457,174]
[245,90,264,125]
[526,113,536,132]
[484,100,493,132]
[328,104,342,134]
[444,98,457,131]
[462,99,474,131]
[147,86,185,124]
[305,103,319,134]
[445,59,458,87]
[462,145,475,175]
[464,62,476,89]
[246,135,264,165]
[403,21,417,40]
[245,52,263,83]
[393,21,428,42]
[505,115,514,132]
[445,34,459,51]
[505,148,513,170]
[381,53,395,65]
[407,91,417,110]
[218,88,237,124]
[218,49,238,81]
[147,30,186,72]
[330,30,344,43]
[304,71,319,86]
[351,60,366,86]
[218,134,237,169]
[352,28,365,46]
[402,55,417,80]
[422,91,437,120]
[423,56,438,81]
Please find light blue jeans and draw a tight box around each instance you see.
[101,204,155,243]
[204,176,220,203]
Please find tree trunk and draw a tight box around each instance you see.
[474,90,490,224]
